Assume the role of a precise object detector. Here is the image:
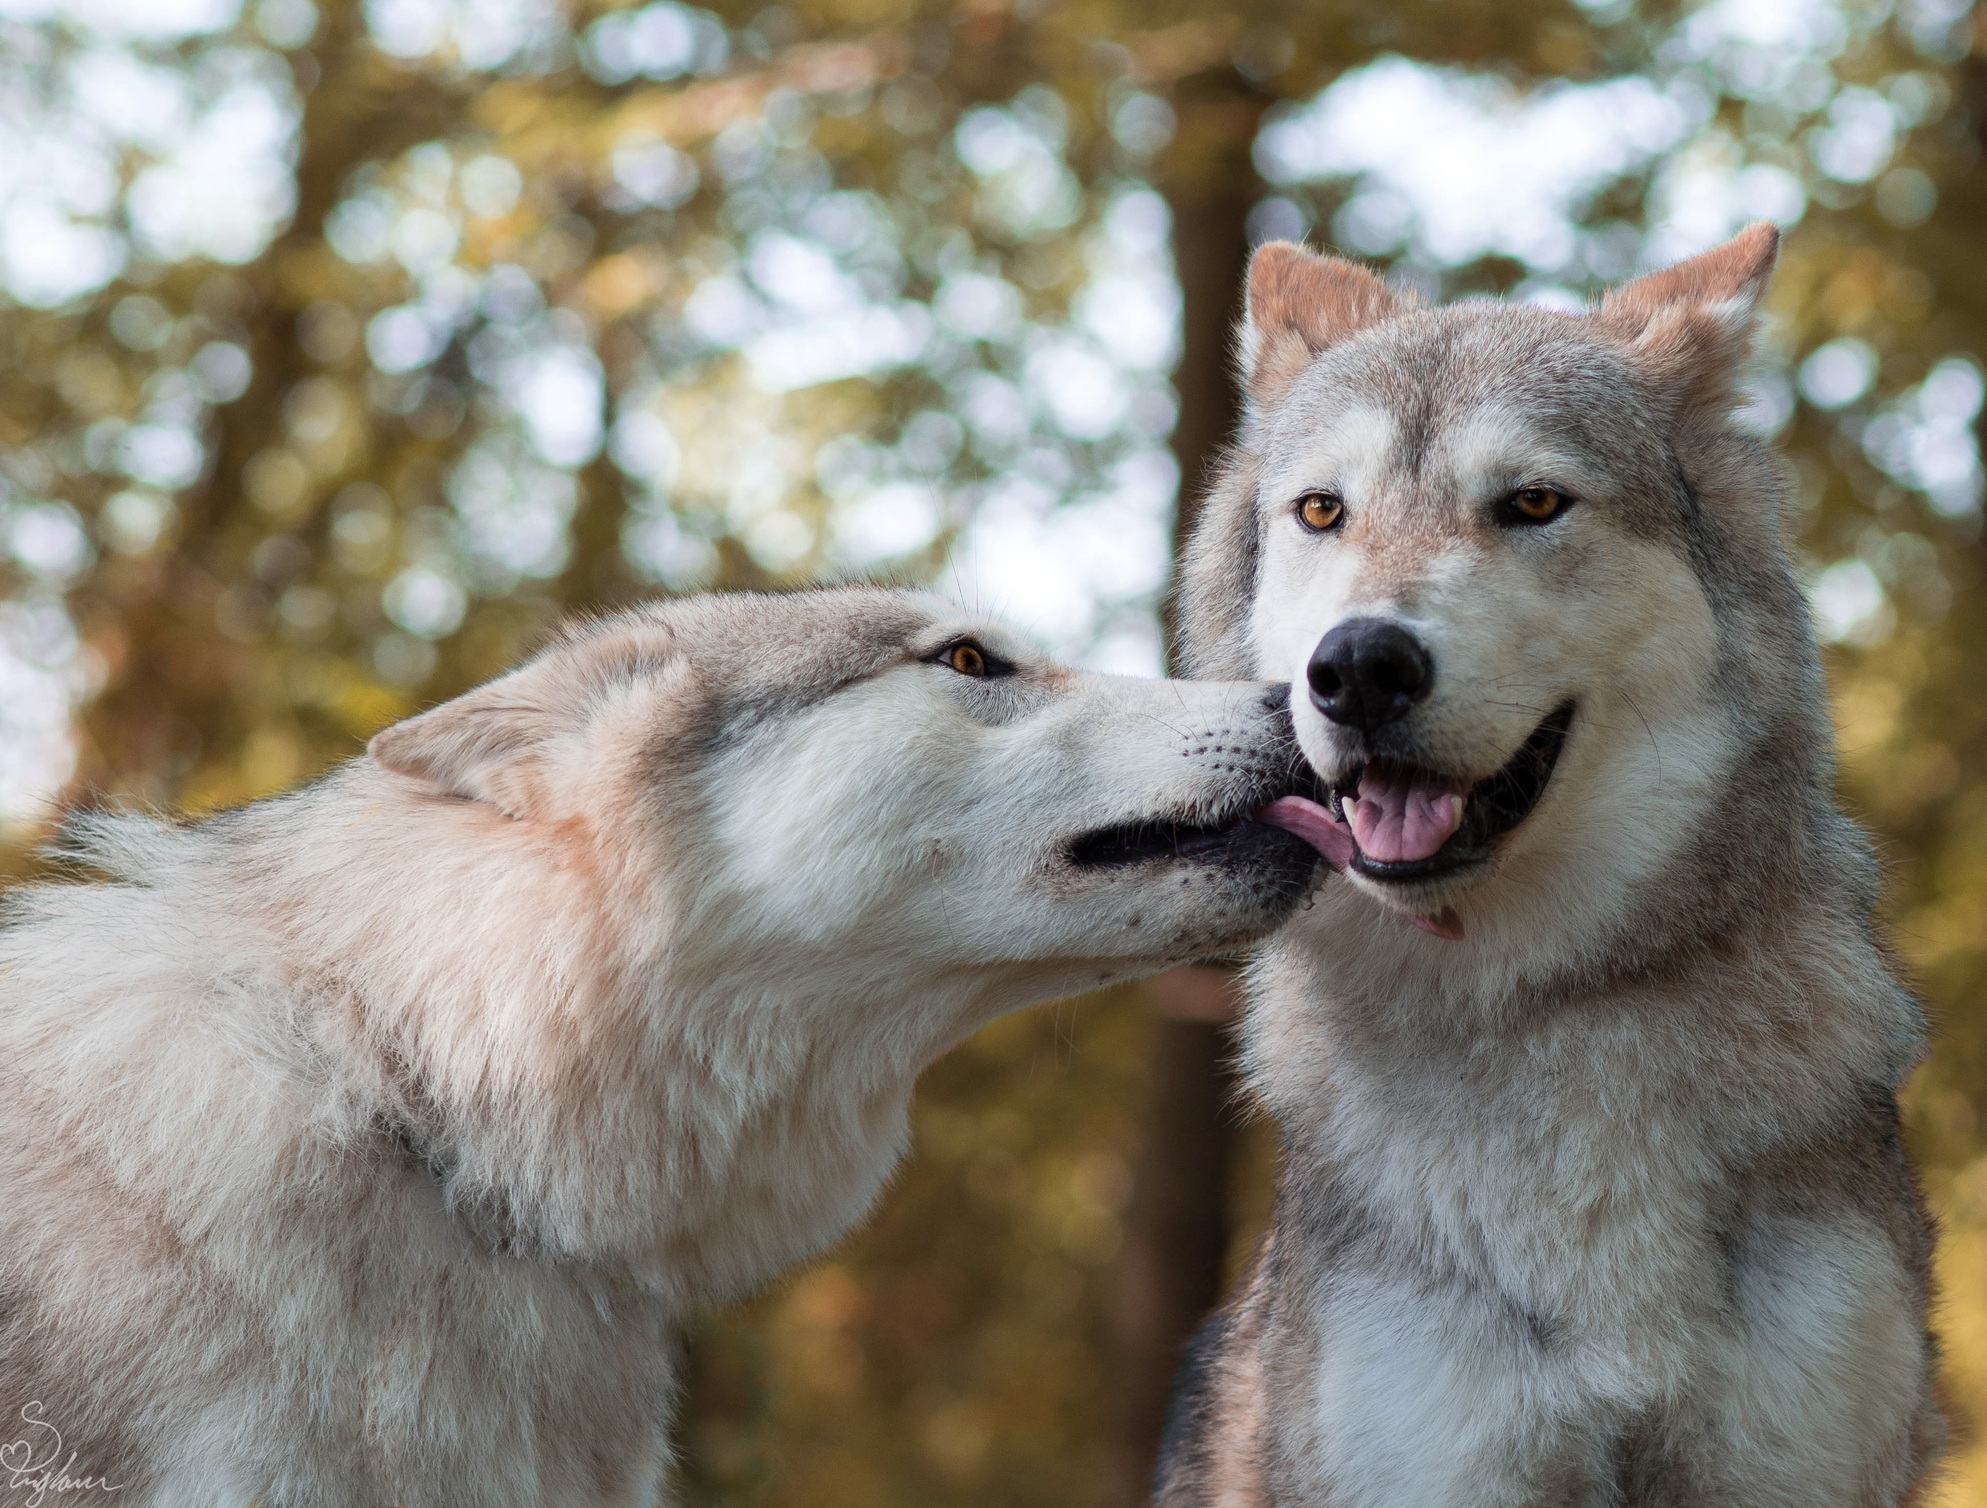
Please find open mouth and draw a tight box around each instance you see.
[1259,703,1573,886]
[1342,703,1573,881]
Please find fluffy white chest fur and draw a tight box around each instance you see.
[1240,913,1927,1508]
[0,794,975,1507]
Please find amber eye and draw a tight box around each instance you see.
[1505,485,1571,524]
[1296,492,1345,532]
[946,642,987,677]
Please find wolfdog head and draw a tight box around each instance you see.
[1183,227,1859,963]
[367,589,1318,1020]
[348,590,1320,1279]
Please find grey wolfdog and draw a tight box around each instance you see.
[0,589,1323,1507]
[1155,227,1943,1505]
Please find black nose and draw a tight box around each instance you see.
[1307,619,1433,733]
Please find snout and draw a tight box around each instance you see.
[1307,618,1433,737]
[1060,680,1313,873]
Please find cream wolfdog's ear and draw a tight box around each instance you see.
[1596,223,1778,427]
[368,663,567,815]
[368,619,674,816]
[1239,241,1405,406]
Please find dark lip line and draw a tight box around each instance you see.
[1065,773,1312,871]
[1066,816,1246,869]
[1330,703,1576,884]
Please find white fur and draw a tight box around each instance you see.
[0,590,1317,1506]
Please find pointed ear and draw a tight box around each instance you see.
[367,668,566,818]
[367,616,675,817]
[1596,223,1778,425]
[1239,241,1405,407]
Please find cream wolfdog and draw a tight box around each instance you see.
[1162,227,1943,1504]
[0,589,1321,1506]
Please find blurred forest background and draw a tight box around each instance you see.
[1,0,1984,1500]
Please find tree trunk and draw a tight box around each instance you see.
[1107,71,1263,1507]
[1107,968,1245,1506]
[1164,184,1256,563]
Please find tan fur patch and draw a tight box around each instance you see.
[1596,221,1778,335]
[1596,221,1778,430]
[1241,242,1405,405]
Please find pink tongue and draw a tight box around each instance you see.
[1347,764,1468,864]
[1254,793,1468,943]
[1254,795,1354,871]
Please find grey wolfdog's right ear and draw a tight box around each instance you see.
[368,617,675,817]
[1238,241,1406,408]
[1595,223,1778,427]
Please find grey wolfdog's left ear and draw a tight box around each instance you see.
[1595,223,1778,427]
[1239,241,1407,407]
